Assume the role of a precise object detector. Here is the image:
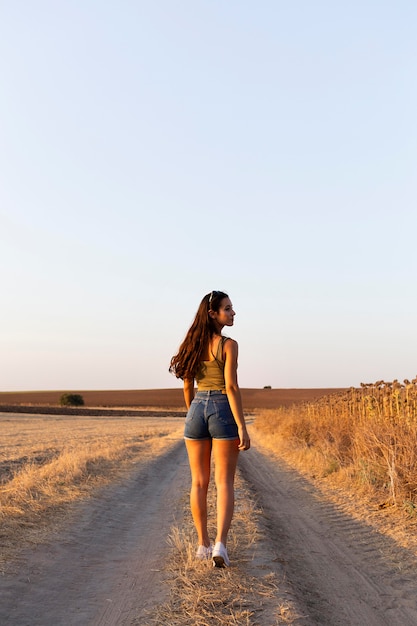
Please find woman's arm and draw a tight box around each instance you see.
[223,339,250,450]
[183,378,195,410]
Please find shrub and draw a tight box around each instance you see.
[60,393,85,407]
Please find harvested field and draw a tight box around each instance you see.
[0,387,346,410]
[0,411,184,567]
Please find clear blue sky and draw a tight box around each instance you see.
[1,1,416,391]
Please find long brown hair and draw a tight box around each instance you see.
[169,291,229,380]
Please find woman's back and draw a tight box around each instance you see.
[196,336,228,391]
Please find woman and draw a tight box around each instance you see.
[169,290,250,568]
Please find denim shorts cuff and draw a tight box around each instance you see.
[213,436,239,441]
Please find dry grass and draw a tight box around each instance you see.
[0,412,184,563]
[0,410,308,623]
[146,473,302,626]
[253,379,417,549]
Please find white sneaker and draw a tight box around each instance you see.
[212,542,230,567]
[196,544,213,560]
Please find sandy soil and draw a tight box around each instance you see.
[240,434,417,625]
[0,430,187,626]
[1,423,417,625]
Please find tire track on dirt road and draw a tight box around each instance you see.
[239,438,417,625]
[0,436,189,626]
[4,426,417,626]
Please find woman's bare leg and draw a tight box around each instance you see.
[212,439,239,545]
[185,439,212,546]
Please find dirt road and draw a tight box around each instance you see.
[2,428,417,625]
[239,438,417,625]
[0,437,189,625]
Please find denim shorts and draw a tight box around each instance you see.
[184,390,239,440]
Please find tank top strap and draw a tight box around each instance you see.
[216,335,229,361]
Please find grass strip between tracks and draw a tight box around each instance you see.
[147,470,302,625]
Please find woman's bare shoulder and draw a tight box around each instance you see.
[223,336,238,353]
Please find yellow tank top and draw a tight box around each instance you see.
[196,337,228,391]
